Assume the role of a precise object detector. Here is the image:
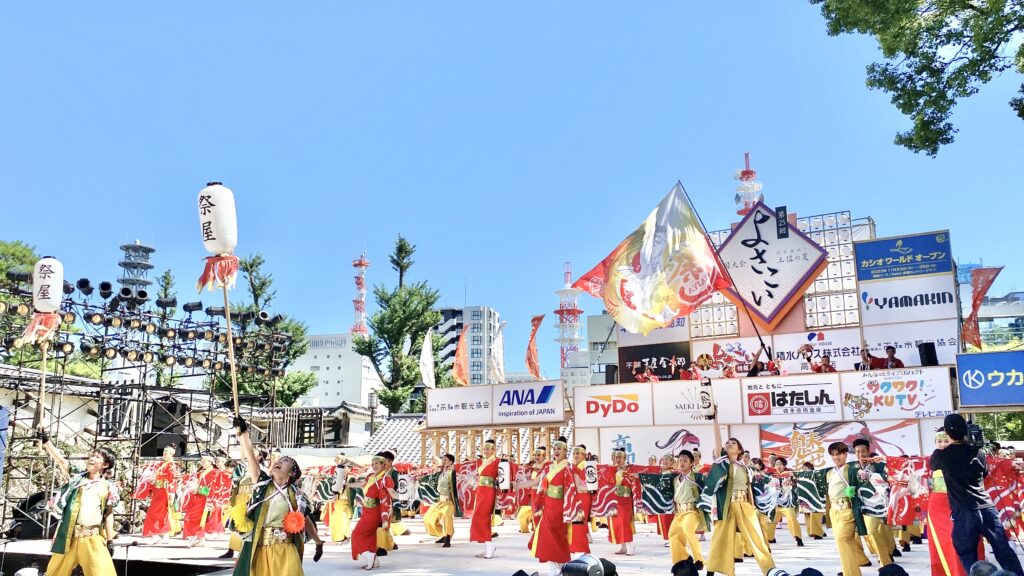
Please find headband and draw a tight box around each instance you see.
[552,440,568,449]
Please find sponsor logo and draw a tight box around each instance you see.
[498,384,556,407]
[585,394,640,418]
[747,388,837,417]
[748,393,771,416]
[861,290,955,311]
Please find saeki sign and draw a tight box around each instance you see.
[840,367,954,421]
[717,203,828,330]
[742,373,841,423]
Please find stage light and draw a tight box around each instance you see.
[236,310,256,322]
[120,347,140,362]
[205,306,226,317]
[201,329,216,341]
[217,333,228,344]
[77,278,94,295]
[104,316,123,328]
[141,350,155,364]
[254,311,271,325]
[9,303,30,317]
[102,347,118,360]
[156,296,176,309]
[61,311,76,324]
[98,281,113,299]
[244,339,256,350]
[271,368,285,378]
[182,328,197,340]
[80,340,101,357]
[5,270,30,283]
[201,358,213,369]
[233,336,243,347]
[183,301,202,314]
[63,281,75,295]
[179,356,196,368]
[160,327,176,340]
[271,343,286,353]
[126,318,143,330]
[267,314,284,327]
[85,311,104,325]
[260,342,273,352]
[119,287,133,300]
[107,295,122,311]
[213,360,224,371]
[243,364,256,375]
[56,341,74,355]
[261,367,272,377]
[161,354,177,366]
[143,322,158,334]
[134,289,149,305]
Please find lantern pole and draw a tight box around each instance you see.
[222,284,241,417]
[34,341,49,429]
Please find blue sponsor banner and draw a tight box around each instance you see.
[956,351,1024,408]
[854,231,953,282]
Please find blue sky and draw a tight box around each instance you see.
[1,3,1021,379]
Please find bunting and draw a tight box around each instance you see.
[452,324,469,386]
[526,314,544,380]
[962,266,1003,350]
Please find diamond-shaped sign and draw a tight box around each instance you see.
[716,202,828,330]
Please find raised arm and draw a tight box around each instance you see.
[711,404,723,458]
[233,416,261,483]
[37,427,70,478]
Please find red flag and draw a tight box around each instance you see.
[962,266,1003,350]
[573,182,730,335]
[452,324,470,386]
[525,314,544,380]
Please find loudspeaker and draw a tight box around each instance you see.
[140,432,187,457]
[150,400,189,433]
[10,491,59,539]
[605,365,618,385]
[918,342,938,366]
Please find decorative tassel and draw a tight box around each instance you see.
[227,499,254,534]
[196,255,239,292]
[283,510,306,534]
[19,312,60,346]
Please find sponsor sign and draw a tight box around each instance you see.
[491,380,565,425]
[859,274,958,326]
[596,424,758,463]
[956,350,1024,409]
[717,203,829,330]
[862,319,959,366]
[691,336,766,378]
[425,385,492,428]
[574,383,652,428]
[771,328,862,372]
[618,341,691,383]
[652,379,743,425]
[617,316,690,347]
[760,419,922,464]
[742,373,841,423]
[854,231,953,282]
[840,366,954,421]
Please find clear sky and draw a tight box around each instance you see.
[1,3,1021,379]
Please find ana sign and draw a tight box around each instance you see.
[854,231,952,282]
[859,274,958,326]
[426,386,492,428]
[574,383,652,428]
[840,366,954,421]
[491,381,565,425]
[956,351,1024,410]
[742,373,841,423]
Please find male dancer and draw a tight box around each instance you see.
[470,439,500,559]
[668,449,707,569]
[773,457,803,546]
[750,458,778,548]
[823,442,872,576]
[37,427,119,576]
[517,447,547,533]
[423,453,461,548]
[220,445,269,560]
[851,439,895,566]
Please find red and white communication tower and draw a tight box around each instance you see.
[351,254,370,335]
[554,262,583,369]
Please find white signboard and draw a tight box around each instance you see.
[491,380,565,425]
[771,328,862,373]
[595,424,759,463]
[859,274,958,326]
[617,317,690,347]
[574,383,652,428]
[741,373,842,423]
[840,366,954,421]
[691,336,768,377]
[862,318,959,366]
[425,386,492,428]
[716,203,828,329]
[652,379,743,425]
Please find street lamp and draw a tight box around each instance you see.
[367,391,379,435]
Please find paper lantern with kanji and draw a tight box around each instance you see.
[198,182,237,255]
[32,257,64,313]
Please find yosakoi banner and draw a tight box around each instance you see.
[574,182,730,336]
[760,420,921,467]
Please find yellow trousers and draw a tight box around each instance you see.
[864,516,893,566]
[668,510,705,564]
[390,519,409,536]
[328,501,352,542]
[516,505,534,533]
[707,501,775,576]
[251,542,303,576]
[830,508,870,576]
[757,511,776,543]
[229,533,243,552]
[46,534,116,576]
[806,512,825,537]
[424,501,455,537]
[377,526,395,550]
[898,522,921,542]
[778,507,802,540]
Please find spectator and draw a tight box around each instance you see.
[861,344,905,369]
[930,414,1024,576]
[801,347,837,373]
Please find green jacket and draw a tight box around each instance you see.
[807,464,869,537]
[50,470,119,554]
[674,470,711,528]
[232,471,308,576]
[438,468,463,517]
[698,458,755,523]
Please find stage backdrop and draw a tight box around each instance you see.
[839,366,954,421]
[759,419,920,467]
[597,424,760,464]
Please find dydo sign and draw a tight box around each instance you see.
[574,383,652,427]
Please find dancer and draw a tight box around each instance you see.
[655,454,677,542]
[470,439,500,559]
[822,442,872,576]
[668,449,707,569]
[351,453,396,570]
[324,455,353,544]
[423,453,461,548]
[773,457,802,546]
[795,462,827,539]
[517,447,547,533]
[137,445,180,545]
[37,427,119,576]
[569,444,593,554]
[230,416,317,576]
[182,454,219,547]
[526,438,581,576]
[851,439,895,567]
[750,458,778,547]
[383,450,411,537]
[221,445,269,560]
[608,448,640,555]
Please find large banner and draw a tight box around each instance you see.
[858,274,958,326]
[651,379,744,425]
[840,367,954,421]
[617,316,690,347]
[742,373,842,423]
[596,424,758,463]
[691,336,766,377]
[771,328,862,372]
[956,350,1024,410]
[491,380,564,425]
[618,341,691,383]
[854,231,953,282]
[862,318,959,366]
[574,383,653,428]
[760,419,921,465]
[426,386,492,428]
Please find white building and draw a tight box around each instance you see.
[587,312,618,384]
[436,306,502,385]
[562,349,592,397]
[294,333,383,410]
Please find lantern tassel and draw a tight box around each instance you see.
[196,255,240,292]
[19,312,60,346]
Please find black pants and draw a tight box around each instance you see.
[951,505,1024,576]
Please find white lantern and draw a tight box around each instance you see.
[396,474,411,501]
[584,461,599,491]
[699,377,715,420]
[497,461,511,490]
[32,257,63,313]
[198,182,237,255]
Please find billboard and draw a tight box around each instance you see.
[839,366,954,421]
[859,274,958,326]
[574,383,653,428]
[616,316,690,347]
[771,328,862,372]
[956,351,1024,410]
[596,424,759,464]
[491,380,565,425]
[618,341,691,383]
[651,379,743,425]
[425,386,493,428]
[862,318,959,366]
[760,419,922,465]
[742,373,842,423]
[854,230,953,282]
[691,336,766,377]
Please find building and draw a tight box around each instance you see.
[435,306,503,385]
[587,312,617,384]
[294,333,383,409]
[977,291,1024,345]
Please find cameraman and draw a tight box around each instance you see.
[930,414,1023,576]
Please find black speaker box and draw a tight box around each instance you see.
[918,341,939,366]
[140,432,187,457]
[150,400,189,433]
[605,365,618,385]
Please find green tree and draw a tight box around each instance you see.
[811,0,1024,156]
[974,411,1024,442]
[353,237,441,415]
[0,239,38,341]
[154,269,177,387]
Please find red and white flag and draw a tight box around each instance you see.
[452,324,470,386]
[525,314,544,380]
[962,266,1003,350]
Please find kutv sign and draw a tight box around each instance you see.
[575,384,653,427]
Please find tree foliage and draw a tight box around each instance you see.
[811,0,1024,155]
[974,411,1024,442]
[353,237,441,415]
[154,269,177,387]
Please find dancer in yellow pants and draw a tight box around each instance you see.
[824,442,873,576]
[852,439,894,567]
[668,450,708,568]
[423,454,461,547]
[772,457,803,546]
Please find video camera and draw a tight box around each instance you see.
[966,422,986,451]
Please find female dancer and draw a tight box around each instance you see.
[608,448,640,556]
[351,453,396,570]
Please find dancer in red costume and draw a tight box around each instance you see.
[608,448,641,555]
[136,445,180,544]
[569,444,592,555]
[351,453,395,570]
[655,454,677,541]
[470,439,500,559]
[181,454,219,546]
[928,429,984,576]
[525,438,582,576]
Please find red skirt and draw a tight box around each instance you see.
[142,487,172,536]
[657,513,674,540]
[181,494,208,538]
[351,505,382,559]
[470,486,496,543]
[569,492,592,553]
[206,508,224,534]
[529,495,570,563]
[927,492,982,576]
[608,496,634,544]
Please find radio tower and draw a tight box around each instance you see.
[118,240,155,290]
[554,262,583,369]
[351,254,370,335]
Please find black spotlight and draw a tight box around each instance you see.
[104,316,123,328]
[271,368,285,378]
[8,303,30,317]
[120,347,140,362]
[77,278,94,296]
[205,306,225,317]
[98,281,113,299]
[200,328,216,341]
[80,340,101,357]
[119,287,133,300]
[5,270,30,283]
[201,357,213,369]
[182,301,202,314]
[107,295,122,312]
[85,311,104,325]
[143,322,158,335]
[141,350,155,364]
[62,281,75,295]
[236,310,256,323]
[179,356,196,368]
[56,341,75,355]
[160,354,177,367]
[254,311,271,325]
[267,314,284,327]
[134,289,149,305]
[61,311,76,324]
[126,318,143,330]
[160,326,176,340]
[156,296,177,309]
[102,347,118,360]
[182,328,197,341]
